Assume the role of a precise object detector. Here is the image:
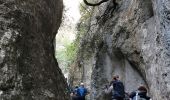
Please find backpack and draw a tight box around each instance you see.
[112,80,125,98]
[77,87,87,97]
[132,91,146,100]
[73,88,78,95]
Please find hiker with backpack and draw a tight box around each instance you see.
[76,83,88,100]
[104,75,125,100]
[71,85,79,100]
[129,85,151,100]
[111,75,125,100]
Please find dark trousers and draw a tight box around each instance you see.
[77,96,85,100]
[72,96,78,100]
[113,97,124,100]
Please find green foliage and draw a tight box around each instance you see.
[65,42,77,62]
[79,3,92,21]
[55,1,94,75]
[75,3,94,42]
[55,48,68,73]
[55,38,78,74]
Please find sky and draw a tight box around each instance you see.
[63,0,81,24]
[56,0,81,46]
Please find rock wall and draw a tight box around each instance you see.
[0,0,70,100]
[71,0,170,100]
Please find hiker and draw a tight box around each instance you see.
[129,85,151,100]
[104,75,125,100]
[110,75,125,100]
[66,84,72,95]
[65,78,73,95]
[71,86,79,100]
[77,83,88,100]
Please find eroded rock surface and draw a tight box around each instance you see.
[0,0,69,99]
[71,0,170,100]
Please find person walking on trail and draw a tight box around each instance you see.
[129,85,151,100]
[107,75,125,100]
[71,85,79,100]
[112,75,125,100]
[77,83,88,100]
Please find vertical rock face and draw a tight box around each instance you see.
[0,0,69,100]
[71,0,170,100]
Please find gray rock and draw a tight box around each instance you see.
[0,0,70,100]
[71,0,170,100]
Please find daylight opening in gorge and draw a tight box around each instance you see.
[55,0,81,79]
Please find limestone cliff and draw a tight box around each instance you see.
[71,0,170,100]
[0,0,69,100]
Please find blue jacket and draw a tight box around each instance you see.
[77,86,87,97]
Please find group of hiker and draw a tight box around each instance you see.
[104,75,151,100]
[70,83,88,100]
[70,75,151,100]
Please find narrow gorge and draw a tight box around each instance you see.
[0,0,170,100]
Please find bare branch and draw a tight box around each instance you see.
[83,0,109,6]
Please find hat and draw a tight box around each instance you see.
[80,83,84,86]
